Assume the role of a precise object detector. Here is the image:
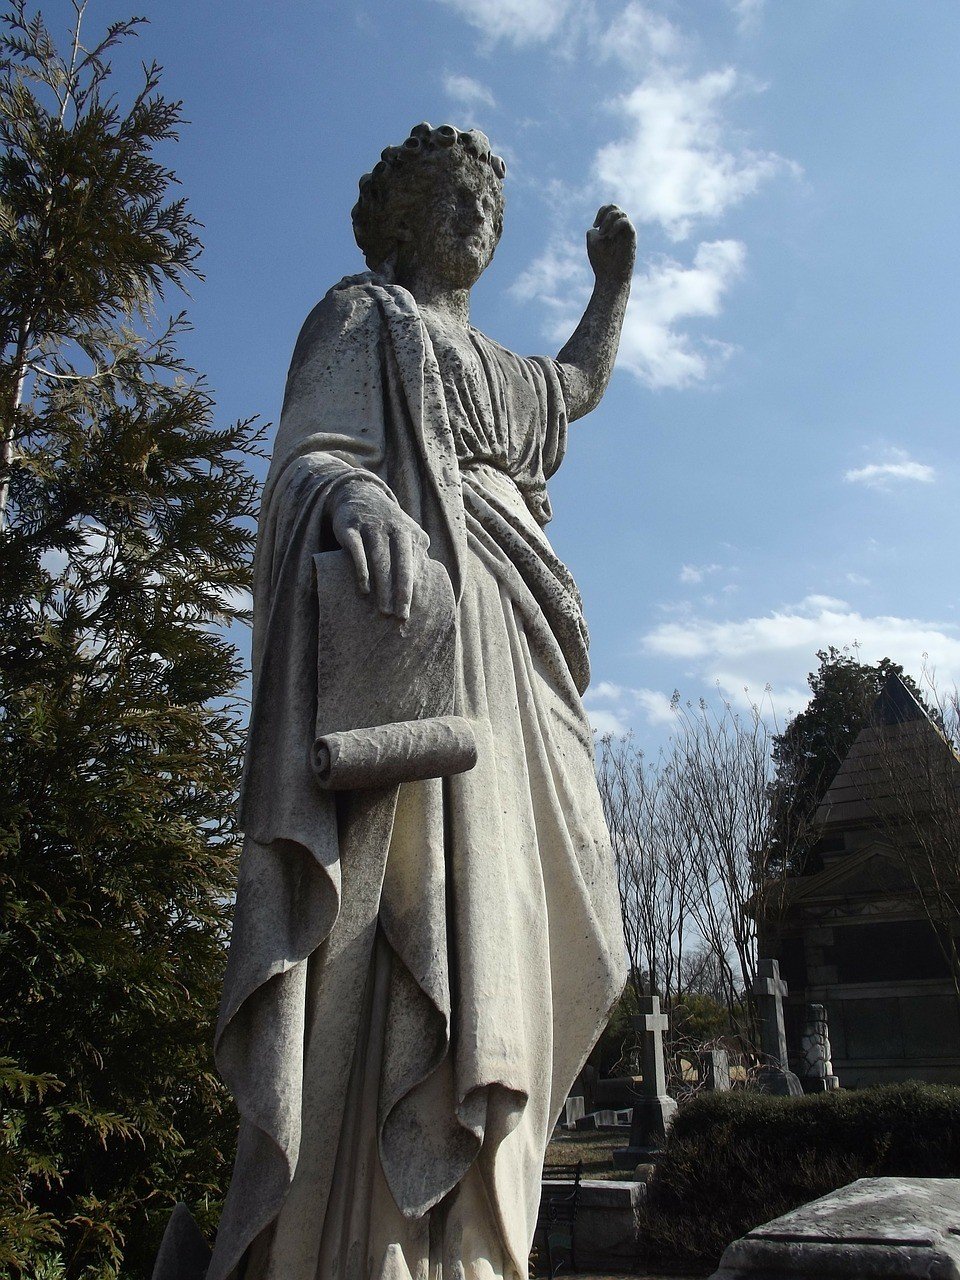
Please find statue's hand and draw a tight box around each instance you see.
[331,478,430,622]
[586,205,636,286]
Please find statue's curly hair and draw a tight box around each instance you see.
[352,122,507,275]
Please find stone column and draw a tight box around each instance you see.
[613,996,677,1169]
[799,1002,840,1092]
[751,958,803,1097]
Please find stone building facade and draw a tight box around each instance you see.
[772,674,960,1088]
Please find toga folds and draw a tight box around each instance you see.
[207,275,627,1280]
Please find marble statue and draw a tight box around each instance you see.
[208,123,634,1280]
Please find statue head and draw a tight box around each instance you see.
[352,122,507,286]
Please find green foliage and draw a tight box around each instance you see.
[638,1082,960,1271]
[589,983,639,1076]
[770,647,930,874]
[0,5,263,1275]
[669,992,733,1046]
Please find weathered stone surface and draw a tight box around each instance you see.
[191,121,637,1280]
[798,1001,839,1092]
[538,1179,646,1270]
[753,959,803,1096]
[710,1177,960,1278]
[151,1204,210,1280]
[563,1095,586,1129]
[700,1047,731,1091]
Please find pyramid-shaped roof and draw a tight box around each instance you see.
[814,673,960,831]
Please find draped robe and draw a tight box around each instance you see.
[207,275,627,1280]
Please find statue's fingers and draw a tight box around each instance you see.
[391,528,414,621]
[600,206,628,235]
[340,526,370,594]
[361,526,393,614]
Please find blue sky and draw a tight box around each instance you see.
[95,0,959,744]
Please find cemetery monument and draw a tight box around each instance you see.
[194,124,633,1280]
[752,958,803,1097]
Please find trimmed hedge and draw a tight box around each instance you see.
[638,1082,960,1272]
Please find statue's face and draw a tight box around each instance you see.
[399,160,502,289]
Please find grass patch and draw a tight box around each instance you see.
[544,1128,623,1179]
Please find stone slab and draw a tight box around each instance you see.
[538,1179,646,1270]
[564,1095,586,1128]
[709,1177,960,1278]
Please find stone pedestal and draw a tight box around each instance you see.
[613,998,676,1168]
[799,1002,840,1093]
[709,1177,960,1278]
[536,1179,646,1273]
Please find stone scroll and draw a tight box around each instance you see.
[312,716,477,790]
[312,550,477,786]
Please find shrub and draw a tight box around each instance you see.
[637,1082,960,1272]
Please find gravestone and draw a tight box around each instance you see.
[613,996,677,1168]
[752,959,803,1097]
[709,1177,960,1279]
[152,1204,210,1280]
[563,1095,585,1129]
[799,1002,840,1092]
[700,1047,731,1092]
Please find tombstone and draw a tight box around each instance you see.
[709,1177,960,1279]
[699,1047,731,1092]
[751,959,803,1097]
[563,1095,585,1129]
[613,996,677,1168]
[799,1002,840,1092]
[152,1204,211,1280]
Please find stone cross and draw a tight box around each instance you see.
[638,996,669,1097]
[751,958,802,1097]
[752,958,790,1068]
[613,995,677,1169]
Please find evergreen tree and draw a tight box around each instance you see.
[769,647,930,875]
[0,5,262,1275]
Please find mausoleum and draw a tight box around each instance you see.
[770,673,960,1087]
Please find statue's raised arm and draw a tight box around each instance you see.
[558,203,637,421]
[187,123,629,1280]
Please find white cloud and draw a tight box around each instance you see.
[634,687,679,725]
[430,0,571,44]
[596,2,683,65]
[443,72,496,111]
[595,67,795,240]
[619,239,746,387]
[727,0,764,34]
[641,594,960,717]
[586,681,678,732]
[510,238,586,309]
[588,707,630,736]
[680,562,722,584]
[844,448,936,489]
[588,680,625,702]
[513,237,745,389]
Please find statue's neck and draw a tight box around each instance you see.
[396,270,471,332]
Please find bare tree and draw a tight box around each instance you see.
[599,698,809,1034]
[598,736,695,1006]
